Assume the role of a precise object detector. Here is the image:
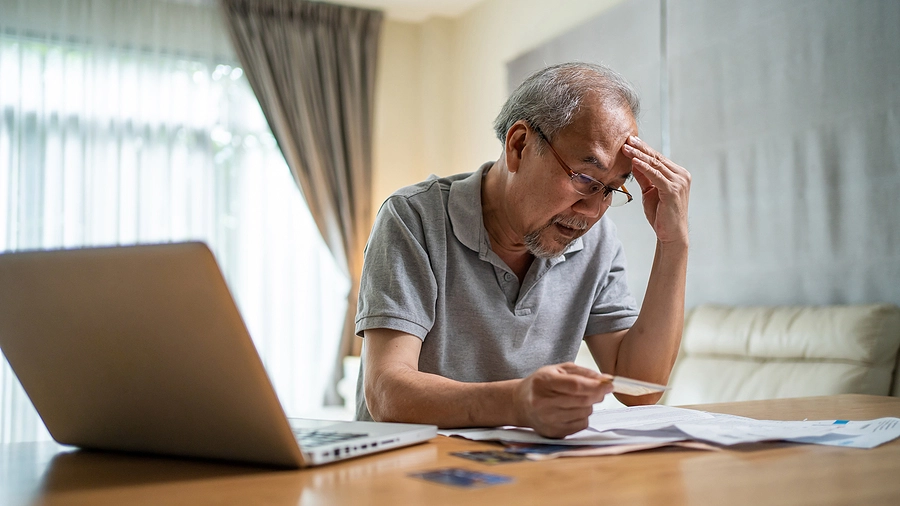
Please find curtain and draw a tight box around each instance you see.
[0,0,349,444]
[219,0,383,405]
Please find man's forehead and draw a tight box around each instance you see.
[563,97,636,142]
[578,153,633,183]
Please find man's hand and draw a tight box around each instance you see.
[514,363,613,438]
[622,136,691,246]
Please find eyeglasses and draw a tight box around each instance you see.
[533,126,633,207]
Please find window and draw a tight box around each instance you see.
[0,17,349,443]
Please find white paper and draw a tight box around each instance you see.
[589,404,714,432]
[671,415,837,445]
[668,413,900,449]
[786,417,900,449]
[440,405,900,450]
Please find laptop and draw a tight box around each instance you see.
[0,242,436,468]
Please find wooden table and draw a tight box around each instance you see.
[2,394,898,505]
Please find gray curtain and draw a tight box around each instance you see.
[219,0,383,405]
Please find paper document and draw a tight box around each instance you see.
[670,413,839,445]
[612,406,900,448]
[588,404,714,432]
[787,417,900,449]
[441,404,900,451]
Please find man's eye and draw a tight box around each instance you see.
[575,175,599,191]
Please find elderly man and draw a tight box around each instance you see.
[354,62,691,438]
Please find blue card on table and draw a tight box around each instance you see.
[409,467,513,488]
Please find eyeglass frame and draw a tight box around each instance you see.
[531,124,633,207]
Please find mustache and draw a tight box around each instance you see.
[551,215,589,230]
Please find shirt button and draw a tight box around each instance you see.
[503,272,512,281]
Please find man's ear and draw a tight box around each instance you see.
[504,121,529,173]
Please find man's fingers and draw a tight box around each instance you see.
[549,405,593,422]
[623,136,689,179]
[626,147,671,188]
[532,407,593,438]
[625,136,671,168]
[631,134,691,179]
[623,139,691,209]
[534,390,604,409]
[534,365,613,402]
[630,162,654,192]
[631,158,665,196]
[522,365,615,437]
[556,362,604,378]
[553,364,613,389]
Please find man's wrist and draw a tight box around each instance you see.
[656,238,689,261]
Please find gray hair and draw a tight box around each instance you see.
[493,62,640,150]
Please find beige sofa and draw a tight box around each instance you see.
[348,304,900,413]
[661,304,900,406]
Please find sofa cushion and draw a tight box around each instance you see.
[662,304,900,405]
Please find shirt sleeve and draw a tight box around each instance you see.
[584,222,640,336]
[355,195,438,340]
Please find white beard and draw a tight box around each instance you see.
[523,215,588,259]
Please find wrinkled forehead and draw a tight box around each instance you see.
[577,93,639,146]
[559,98,637,178]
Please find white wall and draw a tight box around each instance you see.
[371,0,628,216]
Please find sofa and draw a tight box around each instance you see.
[660,304,900,405]
[347,304,900,413]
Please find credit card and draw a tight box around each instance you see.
[409,468,513,488]
[611,376,669,396]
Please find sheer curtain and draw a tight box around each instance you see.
[0,0,349,444]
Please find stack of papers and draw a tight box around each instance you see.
[440,404,900,453]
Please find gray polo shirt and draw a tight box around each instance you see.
[354,163,638,420]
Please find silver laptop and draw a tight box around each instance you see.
[0,242,436,468]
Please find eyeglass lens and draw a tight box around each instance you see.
[570,174,630,207]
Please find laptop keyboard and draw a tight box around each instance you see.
[292,428,369,448]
